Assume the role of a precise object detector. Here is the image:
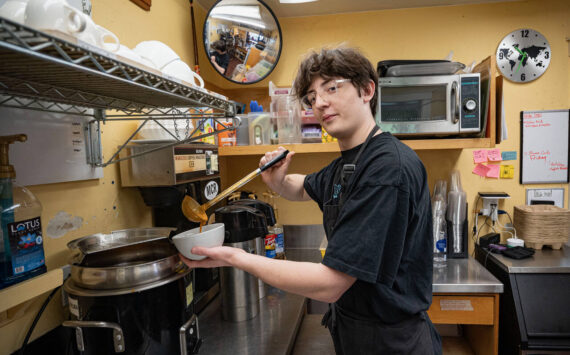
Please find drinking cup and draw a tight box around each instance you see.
[133,41,180,70]
[102,43,156,69]
[75,12,119,52]
[25,0,86,35]
[162,59,205,88]
[0,0,28,24]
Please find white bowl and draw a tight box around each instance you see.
[172,223,225,260]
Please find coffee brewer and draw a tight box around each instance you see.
[228,199,276,298]
[120,143,222,313]
[214,205,268,322]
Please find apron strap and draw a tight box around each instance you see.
[339,125,379,203]
[321,303,337,334]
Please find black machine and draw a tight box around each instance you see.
[475,244,570,354]
[139,177,222,314]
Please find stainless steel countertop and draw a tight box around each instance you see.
[196,249,503,354]
[479,244,570,273]
[433,257,503,293]
[288,248,503,294]
[198,287,306,355]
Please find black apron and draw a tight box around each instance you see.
[321,126,442,355]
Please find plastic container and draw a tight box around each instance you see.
[272,95,302,144]
[432,180,448,268]
[301,109,322,143]
[272,223,285,259]
[269,82,302,144]
[248,112,272,145]
[137,118,194,141]
[235,114,249,146]
[1,135,46,289]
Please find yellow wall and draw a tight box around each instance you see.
[220,0,570,246]
[0,1,200,353]
[1,0,568,353]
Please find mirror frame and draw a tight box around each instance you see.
[203,0,283,85]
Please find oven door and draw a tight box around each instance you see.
[376,76,459,137]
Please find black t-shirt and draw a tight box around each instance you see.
[304,132,433,324]
[211,51,229,71]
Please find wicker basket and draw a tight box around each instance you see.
[513,205,570,249]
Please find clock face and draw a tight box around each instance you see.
[496,29,551,83]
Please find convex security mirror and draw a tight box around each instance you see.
[203,0,282,84]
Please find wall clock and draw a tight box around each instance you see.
[496,29,551,83]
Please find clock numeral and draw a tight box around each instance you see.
[499,52,504,59]
[521,73,526,81]
[544,51,549,59]
[521,29,529,38]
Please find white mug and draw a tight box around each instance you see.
[134,40,180,70]
[162,59,205,88]
[25,0,86,35]
[0,0,28,24]
[75,12,119,52]
[103,43,157,69]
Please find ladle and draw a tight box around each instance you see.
[182,150,289,223]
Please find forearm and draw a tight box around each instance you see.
[230,252,348,303]
[215,62,225,74]
[274,174,311,201]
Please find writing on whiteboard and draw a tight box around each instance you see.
[524,118,552,128]
[524,150,550,160]
[523,112,542,119]
[550,162,568,171]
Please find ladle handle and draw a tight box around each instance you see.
[260,149,289,172]
[202,150,289,210]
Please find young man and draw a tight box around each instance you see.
[210,40,229,75]
[181,47,441,354]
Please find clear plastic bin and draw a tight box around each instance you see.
[248,112,272,145]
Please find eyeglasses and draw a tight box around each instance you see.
[301,79,351,110]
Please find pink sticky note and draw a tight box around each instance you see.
[473,164,490,177]
[487,148,502,161]
[486,164,501,178]
[473,150,488,163]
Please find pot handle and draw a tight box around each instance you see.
[63,320,125,353]
[179,314,201,355]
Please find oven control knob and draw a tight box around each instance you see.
[464,99,477,112]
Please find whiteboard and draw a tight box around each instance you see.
[520,110,569,184]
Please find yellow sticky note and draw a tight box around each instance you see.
[500,165,514,179]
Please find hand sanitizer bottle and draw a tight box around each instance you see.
[1,134,46,289]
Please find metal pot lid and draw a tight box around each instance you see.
[65,266,190,297]
[67,227,175,256]
[70,254,187,290]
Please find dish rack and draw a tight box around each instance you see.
[513,205,570,249]
[0,17,238,167]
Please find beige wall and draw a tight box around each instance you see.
[0,0,200,353]
[221,0,570,235]
[1,0,568,353]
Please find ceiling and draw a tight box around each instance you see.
[195,0,519,18]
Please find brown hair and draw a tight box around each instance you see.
[293,47,378,116]
[211,40,226,52]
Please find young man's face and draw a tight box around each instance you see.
[306,77,371,140]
